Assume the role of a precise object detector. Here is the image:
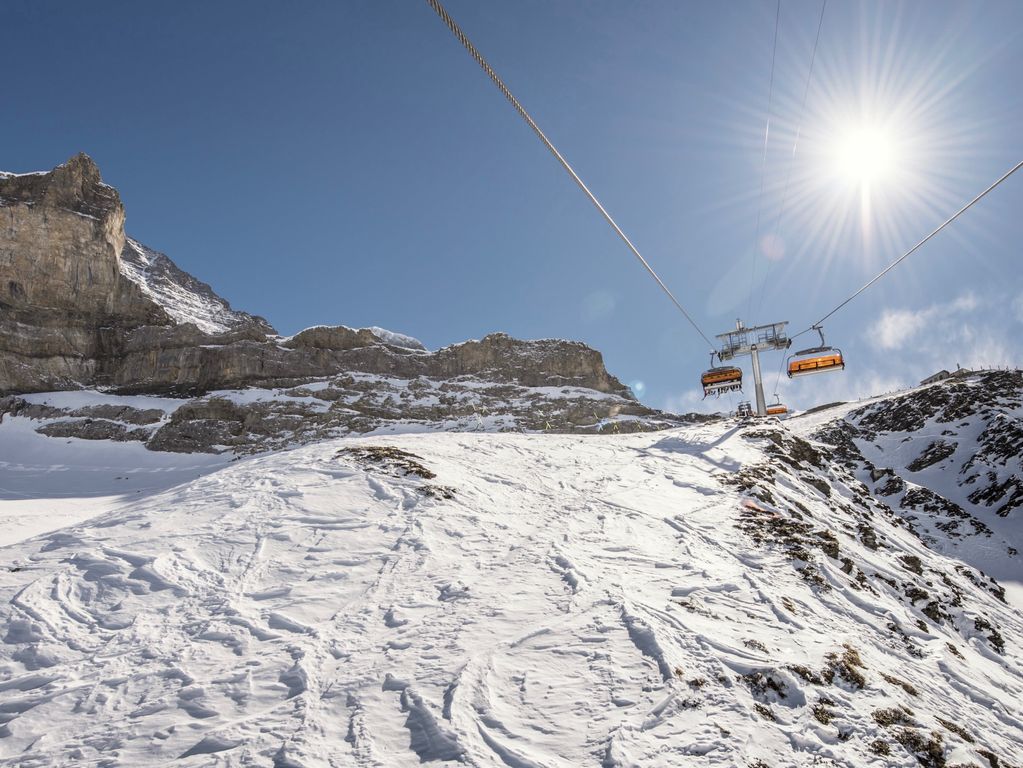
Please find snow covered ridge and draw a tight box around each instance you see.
[0,423,1020,765]
[365,326,425,351]
[797,370,1023,606]
[119,238,275,336]
[119,241,423,346]
[0,374,695,455]
[279,324,426,351]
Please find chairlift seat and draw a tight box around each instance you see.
[787,347,844,378]
[701,366,743,397]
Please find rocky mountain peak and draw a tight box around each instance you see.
[0,152,119,219]
[43,152,119,217]
[0,154,682,442]
[0,153,155,324]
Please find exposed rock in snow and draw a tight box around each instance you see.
[1,370,701,455]
[793,370,1023,605]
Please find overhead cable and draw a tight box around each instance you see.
[795,157,1023,336]
[745,0,783,325]
[755,0,827,322]
[424,0,717,350]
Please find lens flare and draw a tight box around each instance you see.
[835,124,895,185]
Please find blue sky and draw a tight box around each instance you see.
[5,1,1022,413]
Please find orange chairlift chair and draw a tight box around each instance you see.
[787,326,845,379]
[766,394,789,416]
[701,353,743,398]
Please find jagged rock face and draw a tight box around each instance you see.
[0,154,158,320]
[0,154,280,395]
[1,155,171,392]
[1,155,637,404]
[419,334,622,392]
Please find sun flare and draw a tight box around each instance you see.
[835,124,895,185]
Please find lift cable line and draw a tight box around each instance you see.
[424,0,716,351]
[791,157,1023,338]
[745,0,783,324]
[754,0,827,322]
[772,352,788,399]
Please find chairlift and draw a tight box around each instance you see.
[766,394,788,417]
[787,326,845,378]
[702,353,743,398]
[736,401,754,419]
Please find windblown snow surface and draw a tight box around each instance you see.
[0,421,1021,766]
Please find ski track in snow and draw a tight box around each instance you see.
[0,425,1021,766]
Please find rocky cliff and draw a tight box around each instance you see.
[0,154,692,447]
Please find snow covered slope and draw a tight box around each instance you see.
[1,422,1020,766]
[0,390,229,544]
[119,238,275,335]
[792,370,1023,604]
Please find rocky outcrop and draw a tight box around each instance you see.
[1,155,640,402]
[1,367,702,454]
[0,155,165,323]
[808,370,1022,584]
[1,155,168,391]
[0,154,289,394]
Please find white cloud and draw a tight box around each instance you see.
[871,307,931,350]
[956,336,1016,370]
[868,291,985,351]
[950,291,978,313]
[858,291,1021,394]
[664,387,722,415]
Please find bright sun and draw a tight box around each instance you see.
[835,124,895,185]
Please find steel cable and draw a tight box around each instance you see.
[793,157,1023,336]
[424,0,717,350]
[745,0,782,325]
[754,0,827,322]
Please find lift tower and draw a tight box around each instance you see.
[716,320,790,417]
